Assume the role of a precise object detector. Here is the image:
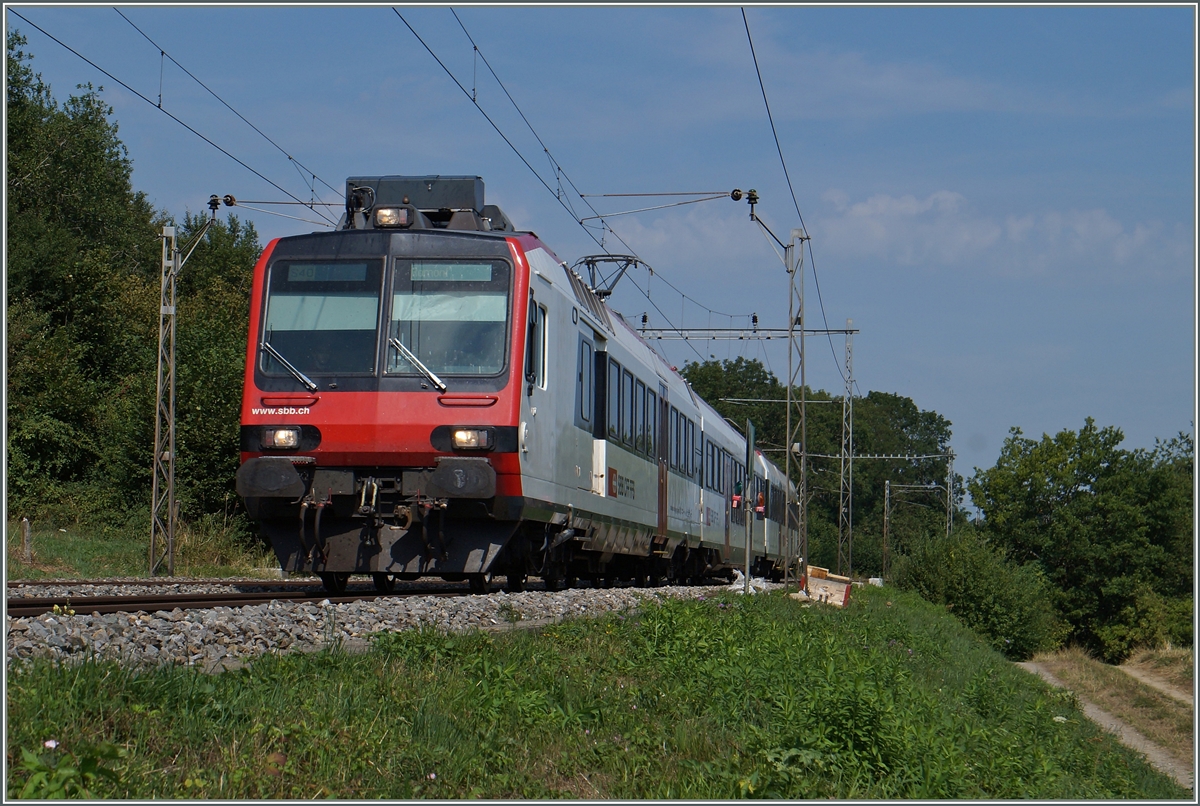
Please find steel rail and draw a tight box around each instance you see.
[8,578,321,589]
[7,588,468,618]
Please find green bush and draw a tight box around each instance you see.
[892,527,1066,659]
[1091,583,1193,662]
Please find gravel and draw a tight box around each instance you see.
[6,579,785,673]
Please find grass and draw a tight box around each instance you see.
[1125,645,1195,692]
[6,516,275,580]
[6,586,1190,799]
[1034,646,1194,763]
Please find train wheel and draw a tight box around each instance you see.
[504,574,527,593]
[468,573,495,594]
[319,572,350,595]
[372,573,396,594]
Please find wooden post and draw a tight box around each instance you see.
[21,517,32,564]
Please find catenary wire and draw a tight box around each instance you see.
[399,9,715,361]
[742,7,847,384]
[113,8,343,207]
[447,8,758,323]
[394,9,593,243]
[225,201,332,227]
[10,10,337,226]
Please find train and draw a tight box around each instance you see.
[236,175,798,594]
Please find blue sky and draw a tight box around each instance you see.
[7,5,1195,489]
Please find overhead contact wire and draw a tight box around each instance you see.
[449,8,754,327]
[393,10,589,242]
[10,10,335,226]
[399,9,711,361]
[113,8,343,208]
[742,7,847,383]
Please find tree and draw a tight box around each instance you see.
[7,31,162,520]
[682,358,960,574]
[969,419,1193,660]
[6,32,262,529]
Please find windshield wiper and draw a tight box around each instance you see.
[389,336,447,392]
[261,341,318,392]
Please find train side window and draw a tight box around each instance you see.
[634,379,646,453]
[622,370,635,446]
[523,302,547,389]
[577,338,593,427]
[670,407,680,469]
[608,359,621,440]
[685,419,696,478]
[646,389,657,458]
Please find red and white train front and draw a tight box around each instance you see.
[236,176,537,593]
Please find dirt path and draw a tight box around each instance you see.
[1119,664,1194,707]
[1017,661,1193,791]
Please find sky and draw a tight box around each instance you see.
[6,5,1196,491]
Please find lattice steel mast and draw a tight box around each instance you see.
[150,196,221,576]
[837,319,854,576]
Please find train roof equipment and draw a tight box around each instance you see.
[339,174,515,233]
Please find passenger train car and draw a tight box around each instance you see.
[236,176,797,594]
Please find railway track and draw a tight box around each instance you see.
[7,577,321,589]
[6,586,468,619]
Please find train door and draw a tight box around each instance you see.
[657,382,669,539]
[573,329,598,492]
[520,286,552,486]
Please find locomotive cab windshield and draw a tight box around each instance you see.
[261,259,384,378]
[258,256,513,387]
[387,258,511,378]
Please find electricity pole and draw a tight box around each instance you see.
[744,419,755,594]
[882,479,891,579]
[150,196,221,576]
[837,320,854,577]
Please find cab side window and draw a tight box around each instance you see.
[575,337,593,430]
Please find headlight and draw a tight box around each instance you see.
[262,427,301,449]
[374,206,411,228]
[452,428,492,449]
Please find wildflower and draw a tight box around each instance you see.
[907,649,913,655]
[428,772,437,780]
[585,729,591,735]
[43,740,58,750]
[631,704,637,710]
[1053,716,1067,723]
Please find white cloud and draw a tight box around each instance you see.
[812,189,1193,281]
